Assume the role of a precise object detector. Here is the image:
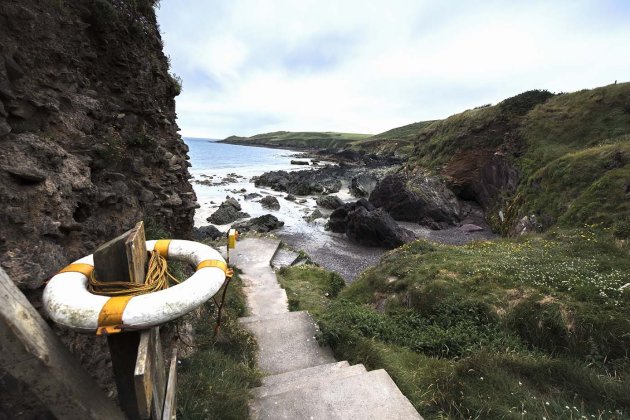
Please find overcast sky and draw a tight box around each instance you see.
[157,1,630,139]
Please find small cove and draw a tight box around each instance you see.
[185,138,496,281]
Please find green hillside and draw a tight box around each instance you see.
[272,82,630,419]
[361,83,630,235]
[221,131,372,149]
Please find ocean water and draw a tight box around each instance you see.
[185,138,298,179]
[184,137,321,229]
[184,137,386,280]
[183,137,493,281]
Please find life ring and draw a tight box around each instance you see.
[43,239,227,335]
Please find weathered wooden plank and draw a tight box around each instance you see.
[134,327,166,419]
[94,221,147,284]
[95,222,149,420]
[162,347,178,420]
[0,267,124,419]
[126,221,147,284]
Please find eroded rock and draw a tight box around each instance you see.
[369,173,460,229]
[233,214,284,233]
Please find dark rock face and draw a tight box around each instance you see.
[193,225,223,241]
[0,0,197,411]
[260,195,280,210]
[290,160,309,165]
[442,146,519,210]
[328,199,415,248]
[233,214,284,233]
[350,174,378,197]
[316,194,343,210]
[254,168,343,195]
[369,174,460,229]
[0,2,196,292]
[207,199,248,224]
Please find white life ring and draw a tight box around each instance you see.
[43,239,227,334]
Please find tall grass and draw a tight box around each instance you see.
[277,230,630,419]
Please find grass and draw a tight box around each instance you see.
[222,131,372,149]
[277,231,630,419]
[176,269,261,420]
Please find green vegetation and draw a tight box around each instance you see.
[351,120,436,156]
[375,83,630,234]
[222,131,372,149]
[278,231,630,419]
[177,270,261,420]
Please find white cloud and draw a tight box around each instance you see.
[157,0,630,138]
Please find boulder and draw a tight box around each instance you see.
[350,174,378,197]
[304,209,323,222]
[207,198,249,224]
[254,168,342,195]
[346,206,416,248]
[290,160,309,165]
[316,194,343,210]
[285,194,296,201]
[193,225,223,241]
[260,195,280,210]
[233,214,284,233]
[244,192,262,200]
[369,174,460,229]
[327,199,414,248]
[224,197,241,210]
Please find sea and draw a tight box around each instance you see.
[183,137,385,280]
[183,137,494,281]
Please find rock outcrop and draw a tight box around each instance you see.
[328,199,415,248]
[0,1,196,411]
[234,214,284,233]
[208,198,249,224]
[260,195,280,210]
[254,168,342,195]
[350,174,378,197]
[316,194,343,210]
[369,173,461,229]
[0,1,196,292]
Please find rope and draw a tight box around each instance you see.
[88,250,180,296]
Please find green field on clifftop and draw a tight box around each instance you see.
[222,131,372,149]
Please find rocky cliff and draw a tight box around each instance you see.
[0,0,196,295]
[0,2,196,412]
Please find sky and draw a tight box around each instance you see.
[156,0,630,139]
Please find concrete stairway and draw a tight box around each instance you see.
[233,238,423,420]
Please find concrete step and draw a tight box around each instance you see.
[253,363,366,398]
[270,247,300,270]
[242,286,288,317]
[260,361,349,388]
[239,309,306,325]
[229,237,281,271]
[251,369,423,420]
[240,311,335,375]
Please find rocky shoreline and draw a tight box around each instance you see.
[193,147,496,279]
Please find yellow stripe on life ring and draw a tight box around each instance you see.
[96,295,133,335]
[196,259,228,275]
[59,263,94,277]
[154,239,172,257]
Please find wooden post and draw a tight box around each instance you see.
[162,347,179,420]
[0,267,125,419]
[94,221,148,420]
[134,327,166,419]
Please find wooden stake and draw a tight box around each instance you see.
[94,221,148,420]
[0,267,124,419]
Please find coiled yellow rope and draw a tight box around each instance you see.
[88,250,180,296]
